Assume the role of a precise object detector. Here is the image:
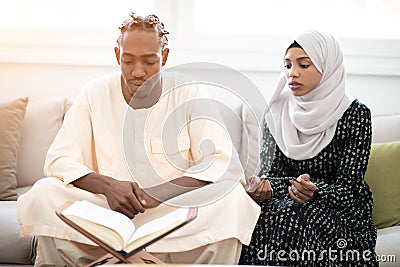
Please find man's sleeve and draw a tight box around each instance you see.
[44,88,96,184]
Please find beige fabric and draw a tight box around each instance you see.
[17,97,71,187]
[18,177,114,245]
[152,238,242,264]
[17,72,260,256]
[35,236,67,267]
[18,175,258,253]
[35,236,106,267]
[0,97,28,200]
[36,236,241,267]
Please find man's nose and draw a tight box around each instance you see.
[132,64,145,78]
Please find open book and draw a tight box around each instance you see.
[56,200,197,262]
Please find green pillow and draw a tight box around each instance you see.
[365,141,400,229]
[0,98,28,200]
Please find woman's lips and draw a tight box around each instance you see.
[288,81,302,90]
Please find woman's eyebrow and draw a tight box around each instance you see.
[296,56,310,61]
[284,56,310,61]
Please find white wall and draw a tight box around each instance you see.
[1,1,399,116]
[1,61,398,116]
[0,62,117,101]
[246,71,399,116]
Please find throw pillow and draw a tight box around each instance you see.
[17,97,71,187]
[365,141,400,229]
[0,97,28,200]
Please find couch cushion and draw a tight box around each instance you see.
[16,97,71,187]
[16,185,33,197]
[365,141,400,229]
[372,113,400,143]
[241,104,264,180]
[0,98,28,201]
[202,84,243,154]
[0,201,36,264]
[214,100,242,154]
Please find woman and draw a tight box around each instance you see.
[240,30,377,266]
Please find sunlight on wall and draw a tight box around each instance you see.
[0,0,153,29]
[194,0,400,40]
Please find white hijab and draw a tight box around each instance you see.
[265,30,354,160]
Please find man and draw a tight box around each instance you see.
[17,12,260,266]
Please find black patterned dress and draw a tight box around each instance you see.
[239,100,377,266]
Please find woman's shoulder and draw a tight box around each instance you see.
[338,99,371,130]
[343,99,371,119]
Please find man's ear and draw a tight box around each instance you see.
[161,48,169,67]
[114,47,121,65]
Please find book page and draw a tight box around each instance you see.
[127,207,189,244]
[124,221,182,254]
[61,200,135,246]
[65,215,125,251]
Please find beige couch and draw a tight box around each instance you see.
[0,96,399,266]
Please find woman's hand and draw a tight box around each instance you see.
[288,174,317,204]
[246,176,273,201]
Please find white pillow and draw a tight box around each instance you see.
[240,104,264,180]
[372,113,400,143]
[16,97,71,187]
[201,84,243,154]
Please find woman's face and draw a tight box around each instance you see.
[284,47,322,96]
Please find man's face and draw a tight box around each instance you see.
[115,30,169,100]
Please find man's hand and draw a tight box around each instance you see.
[103,180,147,218]
[142,176,211,205]
[72,173,158,218]
[141,188,162,209]
[73,173,209,218]
[288,174,316,204]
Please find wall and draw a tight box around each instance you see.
[1,61,398,116]
[0,62,117,101]
[1,1,399,116]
